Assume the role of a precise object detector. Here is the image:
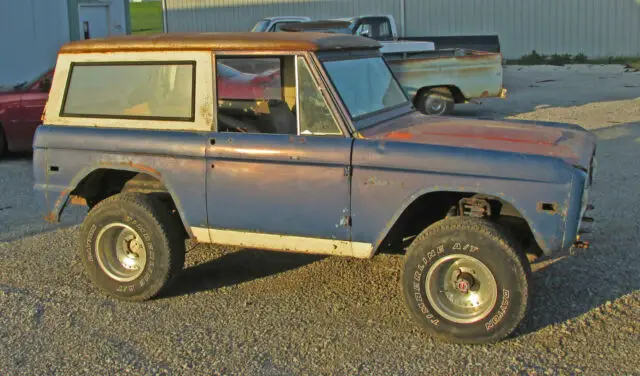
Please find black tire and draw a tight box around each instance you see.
[416,88,455,115]
[0,124,6,156]
[78,193,185,301]
[401,217,530,344]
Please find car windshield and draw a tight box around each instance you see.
[251,20,269,32]
[322,57,408,123]
[13,68,51,90]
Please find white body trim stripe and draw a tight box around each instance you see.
[191,227,374,259]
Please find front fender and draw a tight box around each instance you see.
[370,185,566,256]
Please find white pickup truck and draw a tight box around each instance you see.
[251,15,507,115]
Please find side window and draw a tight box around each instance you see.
[272,21,299,32]
[297,57,342,136]
[379,20,392,39]
[62,62,195,120]
[216,56,296,134]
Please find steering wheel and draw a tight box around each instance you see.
[217,113,261,133]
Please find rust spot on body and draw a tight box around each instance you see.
[384,131,413,140]
[200,100,213,126]
[69,195,88,206]
[99,161,161,177]
[44,189,71,223]
[289,136,306,144]
[44,212,57,223]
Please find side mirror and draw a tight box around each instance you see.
[358,25,372,38]
[38,78,51,92]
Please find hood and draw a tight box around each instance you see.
[358,112,597,169]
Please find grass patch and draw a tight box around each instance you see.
[130,1,163,35]
[508,50,640,68]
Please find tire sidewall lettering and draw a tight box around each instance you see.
[83,209,161,296]
[410,238,513,333]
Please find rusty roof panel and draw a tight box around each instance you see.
[59,32,381,53]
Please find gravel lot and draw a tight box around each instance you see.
[1,65,639,375]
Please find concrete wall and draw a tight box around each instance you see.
[0,0,70,86]
[404,0,640,59]
[0,0,131,86]
[164,0,640,59]
[163,0,402,35]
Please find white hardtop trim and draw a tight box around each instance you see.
[380,41,436,54]
[265,16,312,22]
[44,50,214,132]
[191,227,375,259]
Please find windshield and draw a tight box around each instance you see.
[322,57,408,121]
[251,20,269,32]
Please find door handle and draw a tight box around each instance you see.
[289,155,300,161]
[210,138,216,145]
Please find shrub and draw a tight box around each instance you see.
[548,53,573,66]
[573,53,588,63]
[517,50,547,65]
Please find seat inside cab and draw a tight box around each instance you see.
[216,56,297,135]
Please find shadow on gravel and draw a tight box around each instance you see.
[449,68,640,120]
[159,248,325,299]
[514,122,640,337]
[0,152,32,161]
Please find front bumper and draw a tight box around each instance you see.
[572,153,597,249]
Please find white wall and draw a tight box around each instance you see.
[0,0,70,86]
[404,0,640,59]
[164,0,640,59]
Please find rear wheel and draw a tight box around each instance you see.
[78,193,185,301]
[0,124,6,156]
[416,88,455,115]
[401,217,530,344]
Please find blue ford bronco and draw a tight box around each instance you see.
[33,32,596,344]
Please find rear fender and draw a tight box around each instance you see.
[43,162,194,238]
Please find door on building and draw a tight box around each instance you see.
[78,5,110,40]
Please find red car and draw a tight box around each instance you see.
[0,68,53,155]
[217,62,281,100]
[0,64,278,156]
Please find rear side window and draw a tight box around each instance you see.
[61,62,195,121]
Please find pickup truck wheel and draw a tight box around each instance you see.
[78,193,185,301]
[401,217,530,344]
[417,88,455,115]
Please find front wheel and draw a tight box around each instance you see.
[401,217,530,344]
[416,88,455,115]
[78,193,185,301]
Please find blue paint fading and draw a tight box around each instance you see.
[350,138,578,254]
[33,113,595,256]
[33,125,208,234]
[206,132,353,240]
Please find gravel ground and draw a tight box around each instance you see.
[1,65,639,375]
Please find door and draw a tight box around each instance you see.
[205,54,359,255]
[78,5,110,40]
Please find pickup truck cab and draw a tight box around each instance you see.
[34,32,596,344]
[259,15,507,115]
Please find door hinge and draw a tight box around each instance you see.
[343,166,352,177]
[339,216,352,228]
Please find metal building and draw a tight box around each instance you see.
[0,0,131,86]
[162,0,640,59]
